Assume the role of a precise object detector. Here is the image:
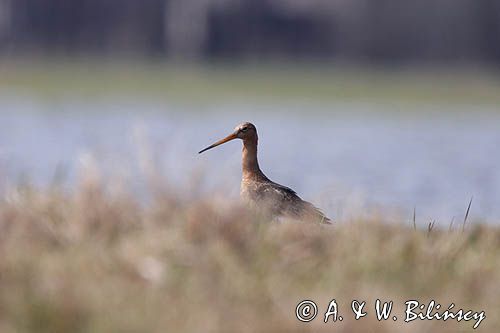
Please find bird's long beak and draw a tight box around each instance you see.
[198,132,238,154]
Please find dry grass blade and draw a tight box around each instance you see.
[413,206,416,230]
[427,219,435,235]
[462,196,473,232]
[449,216,455,232]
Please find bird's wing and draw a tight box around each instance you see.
[255,182,331,224]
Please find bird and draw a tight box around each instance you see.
[198,122,331,224]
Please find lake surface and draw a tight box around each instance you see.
[1,95,499,224]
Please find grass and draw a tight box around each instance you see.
[1,58,500,106]
[0,176,498,332]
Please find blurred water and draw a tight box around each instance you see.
[0,95,499,224]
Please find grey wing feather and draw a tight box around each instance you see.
[255,182,331,224]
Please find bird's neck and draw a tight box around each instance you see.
[242,139,265,180]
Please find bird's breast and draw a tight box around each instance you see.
[240,178,266,203]
[240,179,254,202]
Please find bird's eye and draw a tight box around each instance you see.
[240,127,248,132]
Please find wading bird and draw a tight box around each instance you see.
[199,122,331,223]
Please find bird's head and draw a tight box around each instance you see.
[198,122,257,154]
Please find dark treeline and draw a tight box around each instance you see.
[1,0,499,63]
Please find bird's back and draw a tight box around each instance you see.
[241,178,331,224]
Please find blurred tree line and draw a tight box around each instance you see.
[0,0,499,63]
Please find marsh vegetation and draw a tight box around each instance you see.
[0,172,498,332]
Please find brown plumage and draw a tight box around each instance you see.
[199,122,331,224]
